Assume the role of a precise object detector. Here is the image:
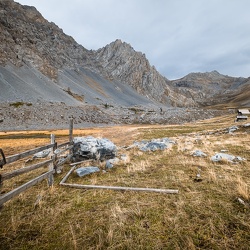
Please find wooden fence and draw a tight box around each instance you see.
[0,119,74,206]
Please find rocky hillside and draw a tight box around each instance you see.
[170,71,250,107]
[0,0,158,107]
[93,40,196,107]
[0,0,248,123]
[0,0,96,79]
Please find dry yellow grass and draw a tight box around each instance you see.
[0,114,250,249]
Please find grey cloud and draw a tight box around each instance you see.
[16,0,250,79]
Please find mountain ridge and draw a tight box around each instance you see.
[0,0,249,120]
[93,39,197,107]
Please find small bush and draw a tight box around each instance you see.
[9,102,25,108]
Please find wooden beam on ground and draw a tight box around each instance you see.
[59,166,75,184]
[60,166,178,194]
[69,159,93,166]
[0,170,54,206]
[61,183,179,194]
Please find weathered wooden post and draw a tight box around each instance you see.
[48,134,55,186]
[69,118,73,143]
[69,118,74,157]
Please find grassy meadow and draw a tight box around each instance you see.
[0,114,249,249]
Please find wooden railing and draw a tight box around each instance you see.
[0,119,74,206]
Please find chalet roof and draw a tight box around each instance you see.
[238,109,250,114]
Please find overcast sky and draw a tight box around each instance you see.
[16,0,250,80]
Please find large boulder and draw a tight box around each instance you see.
[73,136,117,161]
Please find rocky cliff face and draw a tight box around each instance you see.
[93,40,196,107]
[0,0,97,80]
[0,0,248,109]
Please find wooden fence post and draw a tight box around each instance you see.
[69,118,73,143]
[48,134,55,186]
[69,118,74,157]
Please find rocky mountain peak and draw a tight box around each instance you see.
[184,70,225,81]
[94,39,197,106]
[95,39,144,67]
[170,69,249,107]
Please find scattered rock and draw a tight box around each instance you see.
[120,154,129,162]
[228,126,239,134]
[220,149,228,153]
[194,167,202,182]
[105,158,120,169]
[134,138,175,151]
[211,153,245,163]
[191,150,207,157]
[75,166,100,177]
[0,102,231,130]
[237,197,246,206]
[33,149,50,158]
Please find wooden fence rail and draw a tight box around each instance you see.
[0,159,53,182]
[0,119,74,206]
[4,144,55,165]
[0,170,55,207]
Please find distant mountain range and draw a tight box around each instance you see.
[0,0,249,109]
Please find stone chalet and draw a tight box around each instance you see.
[236,109,250,121]
[237,109,250,116]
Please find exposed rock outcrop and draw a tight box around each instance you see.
[94,39,197,107]
[170,71,250,107]
[0,0,248,123]
[0,0,96,80]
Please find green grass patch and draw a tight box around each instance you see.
[9,102,32,108]
[138,127,202,139]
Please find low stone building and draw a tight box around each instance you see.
[237,109,250,116]
[236,109,250,121]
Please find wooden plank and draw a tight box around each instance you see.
[0,170,54,206]
[57,141,70,148]
[69,118,73,156]
[69,159,93,166]
[60,167,178,194]
[48,135,55,186]
[59,166,75,184]
[5,144,55,164]
[69,118,73,144]
[61,182,179,194]
[0,159,53,181]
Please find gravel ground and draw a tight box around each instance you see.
[0,102,234,131]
